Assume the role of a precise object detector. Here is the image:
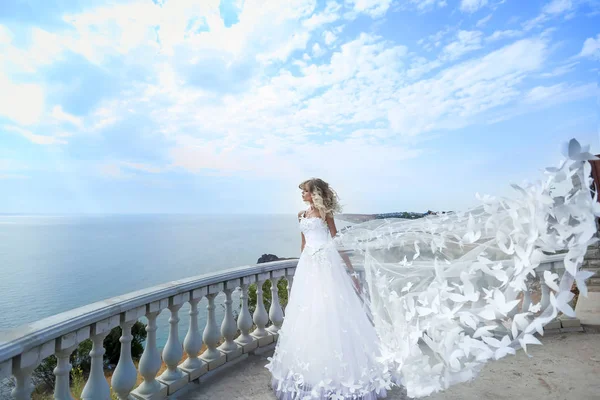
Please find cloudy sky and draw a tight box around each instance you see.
[0,0,598,214]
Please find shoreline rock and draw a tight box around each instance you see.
[257,254,295,264]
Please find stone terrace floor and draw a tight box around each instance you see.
[175,332,600,400]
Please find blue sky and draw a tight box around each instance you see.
[0,0,598,214]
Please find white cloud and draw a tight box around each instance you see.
[55,0,325,68]
[0,26,67,74]
[93,30,559,184]
[460,0,488,13]
[98,161,166,179]
[257,32,312,63]
[141,32,408,141]
[441,30,483,60]
[486,29,523,42]
[406,58,443,80]
[345,0,393,18]
[1,0,597,214]
[168,135,421,185]
[88,104,121,132]
[539,61,578,78]
[5,126,68,145]
[523,82,596,105]
[6,1,584,185]
[543,0,572,14]
[0,74,45,125]
[312,43,326,57]
[303,1,341,29]
[417,26,453,52]
[523,83,567,103]
[579,34,600,59]
[476,14,492,27]
[0,25,12,44]
[51,106,83,129]
[388,38,548,136]
[523,0,574,31]
[488,82,596,123]
[402,0,448,12]
[324,30,337,45]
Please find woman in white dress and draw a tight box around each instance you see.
[267,139,600,399]
[265,178,394,399]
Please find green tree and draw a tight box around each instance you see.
[247,278,289,315]
[32,321,147,392]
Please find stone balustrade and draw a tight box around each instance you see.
[0,253,579,399]
[0,260,299,400]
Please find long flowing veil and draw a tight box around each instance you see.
[335,139,600,398]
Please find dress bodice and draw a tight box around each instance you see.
[299,216,332,248]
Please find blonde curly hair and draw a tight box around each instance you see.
[299,178,342,219]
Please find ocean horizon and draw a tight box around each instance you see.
[0,213,352,347]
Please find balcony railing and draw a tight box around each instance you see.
[0,253,568,399]
[0,259,299,399]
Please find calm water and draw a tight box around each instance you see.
[0,214,305,347]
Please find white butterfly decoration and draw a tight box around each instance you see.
[336,138,600,399]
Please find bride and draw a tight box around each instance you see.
[266,139,600,399]
[265,178,394,399]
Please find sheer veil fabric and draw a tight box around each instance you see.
[335,139,600,397]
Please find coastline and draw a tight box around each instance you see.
[338,211,433,223]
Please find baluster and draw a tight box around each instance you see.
[82,316,119,400]
[200,286,226,369]
[180,288,208,381]
[54,346,76,400]
[112,306,145,400]
[286,268,296,301]
[0,360,12,390]
[506,286,519,319]
[158,293,189,392]
[286,276,294,301]
[522,283,532,313]
[12,363,36,400]
[53,328,90,400]
[81,334,110,399]
[218,280,242,361]
[132,300,168,399]
[251,273,271,346]
[267,271,285,334]
[111,320,136,399]
[11,340,53,400]
[540,278,551,310]
[235,278,257,353]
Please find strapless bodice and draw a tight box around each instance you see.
[299,216,332,249]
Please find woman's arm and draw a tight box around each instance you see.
[299,211,306,253]
[326,215,360,292]
[325,215,355,275]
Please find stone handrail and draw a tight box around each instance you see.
[0,259,299,399]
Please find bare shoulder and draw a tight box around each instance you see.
[297,210,305,220]
[325,214,336,225]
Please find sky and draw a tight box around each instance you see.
[0,0,599,215]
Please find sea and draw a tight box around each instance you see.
[0,214,326,348]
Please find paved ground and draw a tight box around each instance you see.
[177,332,600,400]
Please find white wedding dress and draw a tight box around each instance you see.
[265,213,394,399]
[267,139,600,399]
